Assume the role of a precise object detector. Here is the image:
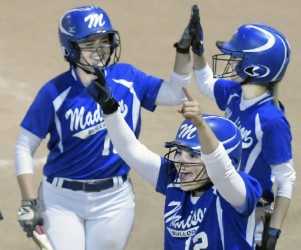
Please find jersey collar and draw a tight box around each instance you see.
[240,92,273,111]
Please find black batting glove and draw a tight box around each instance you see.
[174,5,199,54]
[18,199,43,238]
[189,5,204,56]
[87,69,119,115]
[0,210,3,220]
[261,227,281,250]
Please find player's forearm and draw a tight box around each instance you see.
[193,53,207,70]
[17,174,37,200]
[195,120,247,208]
[173,52,191,75]
[194,62,216,100]
[269,196,291,229]
[104,110,161,187]
[201,143,246,209]
[156,72,191,105]
[195,119,219,154]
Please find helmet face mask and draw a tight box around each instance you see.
[59,6,121,74]
[212,24,291,85]
[164,145,210,192]
[77,32,121,74]
[165,115,242,192]
[212,53,244,80]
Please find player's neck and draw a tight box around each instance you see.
[241,84,268,100]
[76,67,97,87]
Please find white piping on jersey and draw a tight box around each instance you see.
[272,34,288,82]
[216,197,225,250]
[167,182,181,189]
[257,96,273,106]
[246,209,256,246]
[244,114,263,174]
[239,92,270,111]
[226,93,240,106]
[112,79,140,130]
[52,87,72,153]
[243,25,276,53]
[71,69,77,80]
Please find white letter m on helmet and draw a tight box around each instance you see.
[84,14,106,29]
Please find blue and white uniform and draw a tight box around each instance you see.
[103,110,262,250]
[157,160,260,250]
[21,63,162,179]
[16,62,190,250]
[195,67,294,200]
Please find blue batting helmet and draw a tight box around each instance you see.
[59,5,120,69]
[165,115,242,168]
[212,24,291,84]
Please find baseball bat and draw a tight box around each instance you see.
[32,225,53,250]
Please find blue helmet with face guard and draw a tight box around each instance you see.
[212,24,290,84]
[165,115,242,169]
[59,5,121,71]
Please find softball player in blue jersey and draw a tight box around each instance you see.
[15,5,196,250]
[187,5,296,250]
[87,82,262,250]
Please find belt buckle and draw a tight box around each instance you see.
[82,182,87,191]
[82,181,99,192]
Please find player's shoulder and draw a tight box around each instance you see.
[38,70,74,99]
[107,62,139,78]
[257,102,290,130]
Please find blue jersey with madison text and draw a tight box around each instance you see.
[156,158,262,250]
[21,63,162,179]
[213,79,292,196]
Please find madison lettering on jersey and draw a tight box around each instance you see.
[165,201,206,238]
[65,101,128,139]
[233,117,253,149]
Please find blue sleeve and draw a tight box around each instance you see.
[132,66,163,111]
[213,79,241,111]
[239,172,262,216]
[155,158,173,196]
[21,86,54,139]
[262,118,292,165]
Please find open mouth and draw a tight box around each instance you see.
[179,172,195,181]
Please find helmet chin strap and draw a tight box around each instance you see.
[240,76,252,86]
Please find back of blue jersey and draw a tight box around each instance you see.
[21,63,163,179]
[156,158,261,250]
[213,79,292,195]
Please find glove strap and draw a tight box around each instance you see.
[21,199,38,207]
[267,227,281,239]
[174,43,190,54]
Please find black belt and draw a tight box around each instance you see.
[46,175,127,192]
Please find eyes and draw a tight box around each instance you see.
[78,38,111,51]
[175,148,201,159]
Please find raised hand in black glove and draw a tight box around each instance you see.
[174,5,197,53]
[261,227,281,250]
[174,5,204,56]
[87,69,119,115]
[18,199,43,237]
[189,5,204,56]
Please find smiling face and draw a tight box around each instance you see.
[78,35,112,69]
[172,148,209,192]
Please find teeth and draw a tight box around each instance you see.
[180,172,194,180]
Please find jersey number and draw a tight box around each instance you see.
[102,135,117,156]
[185,232,208,250]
